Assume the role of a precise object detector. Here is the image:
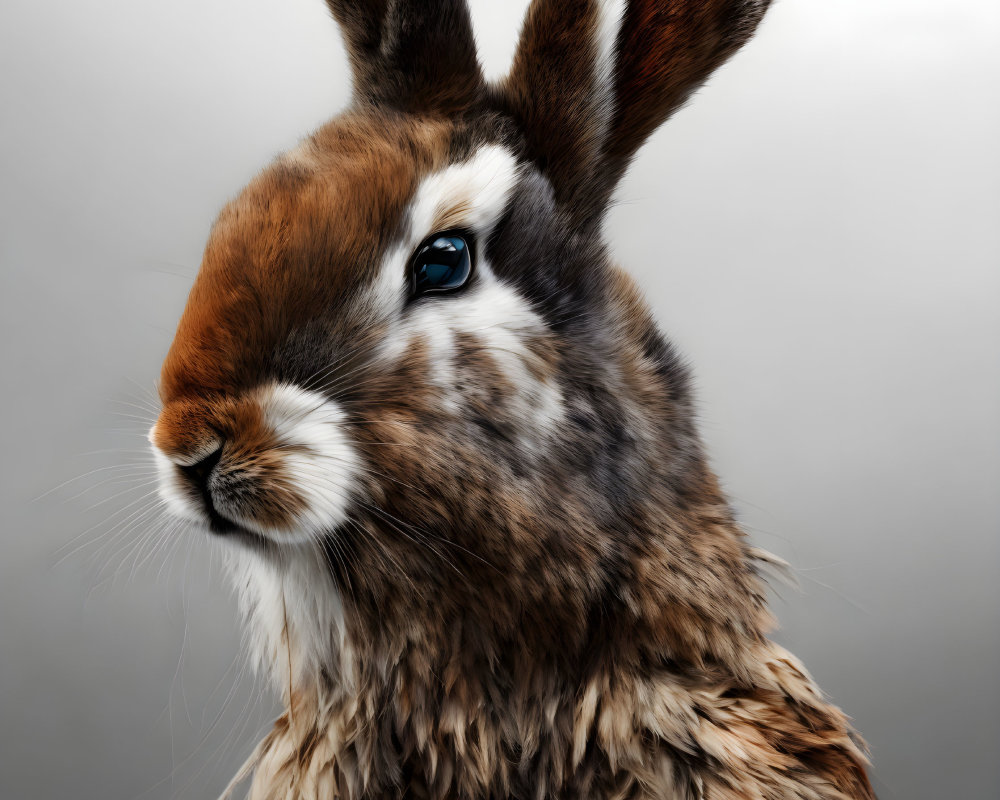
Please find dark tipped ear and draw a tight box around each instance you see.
[499,0,772,228]
[325,0,484,115]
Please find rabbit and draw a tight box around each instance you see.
[148,1,876,798]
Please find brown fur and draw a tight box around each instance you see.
[159,114,452,402]
[211,266,873,799]
[500,0,773,227]
[150,2,876,798]
[241,641,869,800]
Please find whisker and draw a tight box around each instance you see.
[33,462,154,502]
[54,492,163,564]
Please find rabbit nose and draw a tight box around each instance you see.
[179,444,224,490]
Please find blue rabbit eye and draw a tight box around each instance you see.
[410,233,473,297]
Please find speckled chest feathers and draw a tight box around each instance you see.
[149,1,875,798]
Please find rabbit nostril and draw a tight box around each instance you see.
[179,445,224,488]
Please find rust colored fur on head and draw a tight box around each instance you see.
[151,1,875,799]
[159,114,452,403]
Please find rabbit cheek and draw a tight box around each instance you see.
[455,327,564,454]
[419,282,565,451]
[252,383,360,541]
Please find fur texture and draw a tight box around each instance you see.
[148,1,875,798]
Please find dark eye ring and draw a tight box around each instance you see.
[409,231,474,298]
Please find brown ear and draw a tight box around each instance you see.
[325,0,484,115]
[499,0,772,228]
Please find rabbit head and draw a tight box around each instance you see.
[150,0,776,735]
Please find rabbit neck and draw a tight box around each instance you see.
[231,501,811,799]
[228,498,874,800]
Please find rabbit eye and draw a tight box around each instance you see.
[409,233,473,297]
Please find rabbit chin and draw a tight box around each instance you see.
[150,382,360,547]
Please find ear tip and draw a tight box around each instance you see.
[492,0,777,226]
[326,0,484,115]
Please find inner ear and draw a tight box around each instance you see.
[325,0,486,116]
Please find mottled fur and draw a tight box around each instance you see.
[149,1,875,798]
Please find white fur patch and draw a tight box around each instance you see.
[400,276,565,444]
[150,384,359,546]
[225,544,352,695]
[253,383,360,543]
[366,145,522,317]
[371,143,522,364]
[409,144,521,237]
[594,0,626,94]
[149,437,205,524]
[367,143,565,445]
[151,385,360,691]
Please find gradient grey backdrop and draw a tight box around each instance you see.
[1,1,997,798]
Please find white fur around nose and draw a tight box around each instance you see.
[150,384,359,544]
[255,383,359,544]
[150,440,205,525]
[223,385,357,695]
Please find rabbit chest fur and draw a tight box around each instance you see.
[148,1,876,798]
[233,512,871,800]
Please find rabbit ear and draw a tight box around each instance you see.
[325,0,484,115]
[500,0,771,228]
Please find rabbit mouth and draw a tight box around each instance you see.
[150,382,361,546]
[199,485,243,537]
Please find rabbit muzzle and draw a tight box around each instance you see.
[149,383,359,545]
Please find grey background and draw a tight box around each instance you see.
[1,0,997,798]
